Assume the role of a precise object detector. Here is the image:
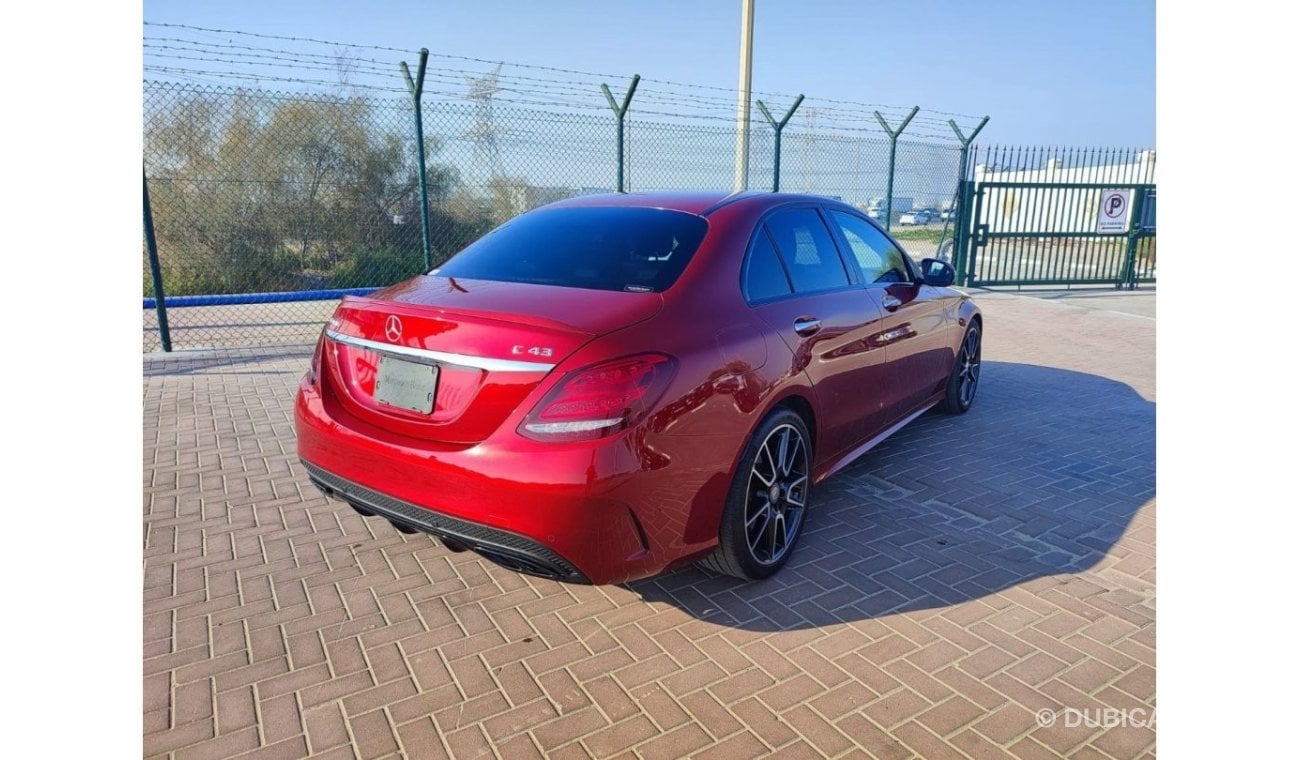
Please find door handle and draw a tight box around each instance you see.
[881,295,902,312]
[793,317,822,336]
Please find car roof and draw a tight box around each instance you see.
[541,190,853,217]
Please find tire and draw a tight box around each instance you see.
[940,321,982,414]
[699,408,813,580]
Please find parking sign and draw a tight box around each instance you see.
[1096,189,1132,234]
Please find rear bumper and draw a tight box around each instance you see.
[302,462,589,582]
[295,376,728,584]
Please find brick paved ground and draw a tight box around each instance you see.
[143,291,1155,759]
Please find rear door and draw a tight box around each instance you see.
[825,210,954,418]
[743,206,892,459]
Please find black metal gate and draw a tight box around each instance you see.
[952,147,1156,289]
[959,182,1155,288]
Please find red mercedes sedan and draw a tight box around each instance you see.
[296,191,981,584]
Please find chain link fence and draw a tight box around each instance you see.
[143,80,969,352]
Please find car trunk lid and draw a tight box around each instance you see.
[322,276,662,444]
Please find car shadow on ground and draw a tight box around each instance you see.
[625,361,1154,630]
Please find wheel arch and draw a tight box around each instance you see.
[957,297,982,330]
[747,387,818,465]
[772,393,816,456]
[695,386,817,580]
[717,385,820,491]
[673,383,819,550]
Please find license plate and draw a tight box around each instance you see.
[374,356,437,414]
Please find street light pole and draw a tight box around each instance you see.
[733,0,755,192]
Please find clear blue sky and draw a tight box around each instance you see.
[143,0,1154,146]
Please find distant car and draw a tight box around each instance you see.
[941,207,959,221]
[897,209,933,226]
[296,191,982,584]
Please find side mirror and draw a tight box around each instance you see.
[919,258,955,287]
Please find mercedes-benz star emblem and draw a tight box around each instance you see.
[384,315,403,343]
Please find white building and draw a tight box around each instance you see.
[971,150,1155,233]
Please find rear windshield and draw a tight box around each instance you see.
[432,207,709,293]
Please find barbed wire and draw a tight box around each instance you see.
[144,36,405,69]
[144,21,422,55]
[143,66,408,93]
[145,22,981,118]
[143,21,987,142]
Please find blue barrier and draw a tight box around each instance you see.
[143,287,382,309]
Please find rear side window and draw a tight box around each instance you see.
[435,207,709,293]
[764,208,851,293]
[742,232,792,302]
[828,211,913,284]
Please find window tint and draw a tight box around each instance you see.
[764,209,851,293]
[435,207,708,293]
[829,211,913,284]
[743,232,792,302]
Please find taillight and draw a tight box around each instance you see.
[519,353,676,442]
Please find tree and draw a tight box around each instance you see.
[144,85,464,295]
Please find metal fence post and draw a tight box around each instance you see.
[143,169,172,352]
[755,95,804,192]
[400,49,432,270]
[1121,187,1147,290]
[873,106,919,231]
[948,117,989,286]
[966,178,987,286]
[601,75,640,193]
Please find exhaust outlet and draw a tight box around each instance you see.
[346,500,376,518]
[440,537,469,553]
